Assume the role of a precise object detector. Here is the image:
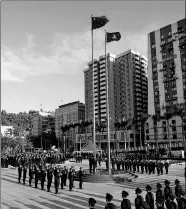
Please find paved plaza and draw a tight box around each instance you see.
[1,161,185,209]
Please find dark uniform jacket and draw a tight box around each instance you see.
[175,185,184,199]
[145,192,154,209]
[105,202,116,209]
[121,198,132,209]
[164,186,172,200]
[156,189,164,204]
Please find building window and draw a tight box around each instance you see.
[173,134,177,139]
[161,34,164,39]
[162,121,166,126]
[172,120,176,124]
[146,136,149,141]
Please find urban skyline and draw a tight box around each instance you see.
[1,1,184,114]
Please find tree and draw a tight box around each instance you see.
[139,113,149,147]
[151,114,160,156]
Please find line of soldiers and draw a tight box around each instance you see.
[18,164,84,194]
[88,180,186,209]
[108,156,170,175]
[1,152,67,168]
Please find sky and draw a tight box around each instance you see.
[1,1,185,113]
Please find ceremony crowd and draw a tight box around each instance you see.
[1,151,186,209]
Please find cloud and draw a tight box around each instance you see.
[2,24,157,82]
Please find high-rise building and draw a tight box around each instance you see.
[55,101,85,150]
[30,110,55,137]
[84,50,148,149]
[114,50,148,123]
[148,18,186,115]
[146,18,186,148]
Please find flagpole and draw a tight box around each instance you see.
[105,29,111,175]
[91,15,96,157]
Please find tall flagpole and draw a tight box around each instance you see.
[91,15,96,157]
[105,29,111,175]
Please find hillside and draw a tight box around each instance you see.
[1,110,31,136]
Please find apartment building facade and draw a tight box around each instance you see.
[30,110,55,136]
[114,50,148,148]
[147,18,186,148]
[84,50,148,150]
[55,101,85,150]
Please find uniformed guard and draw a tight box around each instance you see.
[145,185,154,209]
[121,190,131,209]
[54,165,61,194]
[88,198,97,209]
[141,159,144,174]
[68,167,73,191]
[60,167,64,189]
[40,165,47,190]
[164,159,169,174]
[29,165,34,186]
[18,164,23,183]
[166,193,177,209]
[63,166,68,186]
[175,179,185,209]
[105,193,116,209]
[34,165,40,189]
[135,188,145,209]
[156,183,165,207]
[22,165,27,184]
[47,165,53,192]
[79,167,84,189]
[164,180,173,208]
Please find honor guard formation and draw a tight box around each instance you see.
[2,151,186,209]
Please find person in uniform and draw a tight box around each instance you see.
[141,159,145,174]
[54,165,61,194]
[68,167,73,191]
[60,166,64,189]
[135,188,145,209]
[22,165,27,184]
[105,193,116,209]
[166,193,177,209]
[88,198,97,209]
[175,179,185,209]
[63,166,68,186]
[79,167,84,189]
[29,165,34,186]
[41,165,47,190]
[164,160,169,174]
[18,164,23,183]
[121,190,131,209]
[164,180,172,209]
[145,185,154,209]
[34,165,40,189]
[47,165,53,192]
[156,183,165,208]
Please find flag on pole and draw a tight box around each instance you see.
[106,32,121,43]
[92,15,109,30]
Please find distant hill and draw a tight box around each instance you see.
[1,110,31,136]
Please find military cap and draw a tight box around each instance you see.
[164,180,170,185]
[135,188,142,194]
[88,198,96,204]
[106,193,113,200]
[122,190,129,197]
[146,185,152,191]
[157,183,162,188]
[175,179,180,184]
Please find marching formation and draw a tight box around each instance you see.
[89,179,185,209]
[17,164,84,194]
[109,154,171,175]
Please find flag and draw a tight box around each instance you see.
[106,32,121,43]
[92,15,109,30]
